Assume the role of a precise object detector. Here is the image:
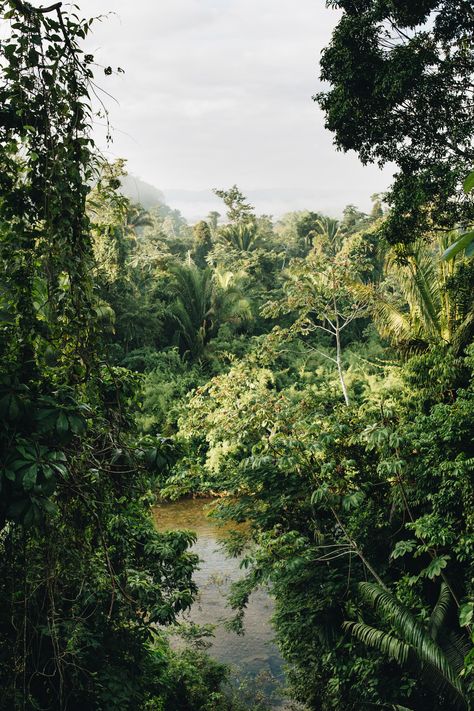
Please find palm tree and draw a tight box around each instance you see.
[125,203,153,234]
[112,204,153,269]
[344,582,470,709]
[212,266,252,327]
[219,221,260,251]
[356,238,474,353]
[168,262,251,357]
[314,215,343,246]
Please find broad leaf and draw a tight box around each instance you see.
[463,170,474,194]
[441,231,474,261]
[56,411,70,435]
[22,464,38,491]
[459,603,473,628]
[422,556,450,580]
[390,540,416,560]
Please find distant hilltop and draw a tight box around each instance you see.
[120,174,376,223]
[120,174,167,211]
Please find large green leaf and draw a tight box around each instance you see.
[22,464,38,491]
[441,231,474,261]
[463,171,474,194]
[429,583,451,639]
[459,603,474,628]
[343,620,411,664]
[356,583,465,701]
[422,555,450,580]
[56,411,70,435]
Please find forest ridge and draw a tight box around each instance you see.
[0,2,473,711]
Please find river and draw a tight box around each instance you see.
[153,498,288,708]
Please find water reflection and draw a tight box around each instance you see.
[153,499,286,707]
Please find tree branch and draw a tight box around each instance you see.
[13,1,62,13]
[37,2,62,12]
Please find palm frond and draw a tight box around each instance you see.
[443,632,472,674]
[373,300,413,343]
[404,250,441,338]
[357,583,465,702]
[429,583,451,640]
[220,221,259,251]
[343,620,411,664]
[377,238,473,349]
[350,281,413,343]
[451,310,474,354]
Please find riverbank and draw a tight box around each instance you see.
[153,498,287,709]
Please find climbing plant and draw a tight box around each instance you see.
[0,4,199,708]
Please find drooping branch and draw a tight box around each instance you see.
[36,2,62,11]
[11,0,62,14]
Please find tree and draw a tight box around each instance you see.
[317,0,474,244]
[192,220,213,268]
[206,210,221,237]
[169,262,251,358]
[0,5,199,708]
[213,185,255,224]
[219,220,260,252]
[370,194,384,221]
[358,237,474,354]
[263,217,370,405]
[341,204,368,233]
[442,170,474,260]
[296,211,322,253]
[89,161,152,281]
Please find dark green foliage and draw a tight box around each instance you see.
[192,220,213,268]
[1,2,473,709]
[175,335,474,708]
[0,5,203,709]
[345,582,468,708]
[167,262,251,359]
[295,211,322,253]
[98,166,473,708]
[317,0,474,244]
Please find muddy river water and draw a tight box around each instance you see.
[153,498,287,707]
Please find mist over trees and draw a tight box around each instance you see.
[0,1,472,710]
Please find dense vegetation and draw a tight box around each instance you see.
[0,1,472,710]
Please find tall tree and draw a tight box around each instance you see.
[206,210,221,237]
[317,0,474,244]
[296,211,322,253]
[0,5,197,708]
[263,217,370,405]
[192,220,213,268]
[213,185,255,224]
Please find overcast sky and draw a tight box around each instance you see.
[75,0,392,220]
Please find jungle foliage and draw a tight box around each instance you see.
[0,1,473,710]
[96,158,473,708]
[0,4,234,710]
[317,0,474,246]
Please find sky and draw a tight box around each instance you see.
[74,0,393,221]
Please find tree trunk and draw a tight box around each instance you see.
[333,295,350,406]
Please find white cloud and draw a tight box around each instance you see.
[63,0,393,217]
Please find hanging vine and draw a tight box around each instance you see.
[0,4,198,709]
